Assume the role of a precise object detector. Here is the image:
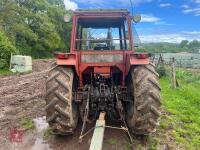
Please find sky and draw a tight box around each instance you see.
[63,0,200,43]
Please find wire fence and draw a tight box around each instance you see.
[151,53,200,69]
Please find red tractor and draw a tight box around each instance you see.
[45,9,161,136]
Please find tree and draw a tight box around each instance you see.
[0,0,71,59]
[0,30,18,68]
[188,40,200,53]
[179,40,189,48]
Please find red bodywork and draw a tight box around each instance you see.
[56,10,149,86]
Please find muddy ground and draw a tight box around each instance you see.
[0,60,171,150]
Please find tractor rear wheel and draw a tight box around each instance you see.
[45,66,78,135]
[126,64,161,135]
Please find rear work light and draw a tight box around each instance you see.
[56,53,69,59]
[135,53,149,59]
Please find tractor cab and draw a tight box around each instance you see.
[57,9,146,87]
[72,9,134,51]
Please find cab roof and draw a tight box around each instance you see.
[74,9,130,16]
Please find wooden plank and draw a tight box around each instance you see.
[89,112,106,150]
[99,112,106,120]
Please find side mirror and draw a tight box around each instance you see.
[64,14,71,23]
[132,14,141,23]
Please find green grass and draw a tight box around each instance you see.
[124,140,132,150]
[43,127,53,139]
[148,136,159,150]
[0,68,32,75]
[160,69,200,149]
[21,118,35,130]
[0,69,14,75]
[107,138,117,145]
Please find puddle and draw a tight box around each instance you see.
[31,138,52,150]
[33,116,49,133]
[31,116,52,150]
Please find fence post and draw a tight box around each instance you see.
[171,57,177,88]
[157,54,164,67]
[10,53,13,70]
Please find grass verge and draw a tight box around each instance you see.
[0,69,14,75]
[21,118,35,130]
[159,68,200,149]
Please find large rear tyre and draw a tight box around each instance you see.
[126,64,161,135]
[45,66,78,135]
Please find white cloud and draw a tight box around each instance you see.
[182,31,200,35]
[154,21,174,26]
[181,4,189,9]
[181,1,200,16]
[183,7,200,16]
[64,0,78,11]
[141,14,161,23]
[193,0,200,4]
[74,0,102,6]
[159,3,172,8]
[140,31,200,43]
[73,0,154,7]
[154,21,166,25]
[131,0,153,5]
